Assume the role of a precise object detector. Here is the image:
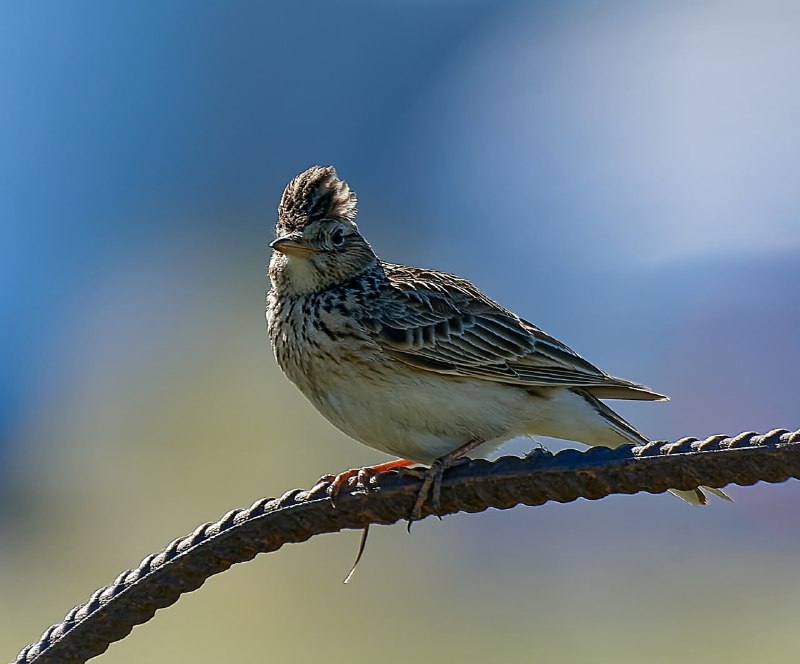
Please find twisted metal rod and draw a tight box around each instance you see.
[13,428,800,664]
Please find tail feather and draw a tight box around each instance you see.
[670,487,734,505]
[575,389,734,506]
[575,389,651,446]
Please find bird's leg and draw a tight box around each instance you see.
[322,459,418,506]
[406,437,486,523]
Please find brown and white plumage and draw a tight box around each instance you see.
[363,263,665,400]
[267,165,726,508]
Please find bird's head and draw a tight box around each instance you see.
[269,166,378,295]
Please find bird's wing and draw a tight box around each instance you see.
[360,264,665,399]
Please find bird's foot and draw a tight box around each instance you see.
[400,436,486,528]
[321,459,417,507]
[401,456,470,526]
[320,467,375,503]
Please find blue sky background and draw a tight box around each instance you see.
[3,2,800,662]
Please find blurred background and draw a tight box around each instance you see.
[3,1,800,661]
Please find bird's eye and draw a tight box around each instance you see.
[331,228,345,247]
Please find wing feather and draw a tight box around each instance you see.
[359,263,665,400]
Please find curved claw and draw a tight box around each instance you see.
[405,456,471,527]
[324,459,417,508]
[408,462,439,524]
[402,440,484,530]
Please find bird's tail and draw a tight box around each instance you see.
[669,487,733,505]
[576,390,733,505]
[576,389,651,446]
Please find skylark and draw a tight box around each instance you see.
[267,165,726,519]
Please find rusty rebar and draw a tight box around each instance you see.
[13,428,800,664]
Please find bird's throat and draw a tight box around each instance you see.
[275,254,324,296]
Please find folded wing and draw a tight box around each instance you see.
[359,264,666,401]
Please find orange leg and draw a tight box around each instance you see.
[324,459,418,504]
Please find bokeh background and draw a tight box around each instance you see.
[3,1,800,662]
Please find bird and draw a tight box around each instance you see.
[266,165,728,520]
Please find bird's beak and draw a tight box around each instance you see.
[270,236,321,257]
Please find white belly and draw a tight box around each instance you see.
[305,366,533,462]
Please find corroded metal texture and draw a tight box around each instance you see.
[13,429,800,664]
